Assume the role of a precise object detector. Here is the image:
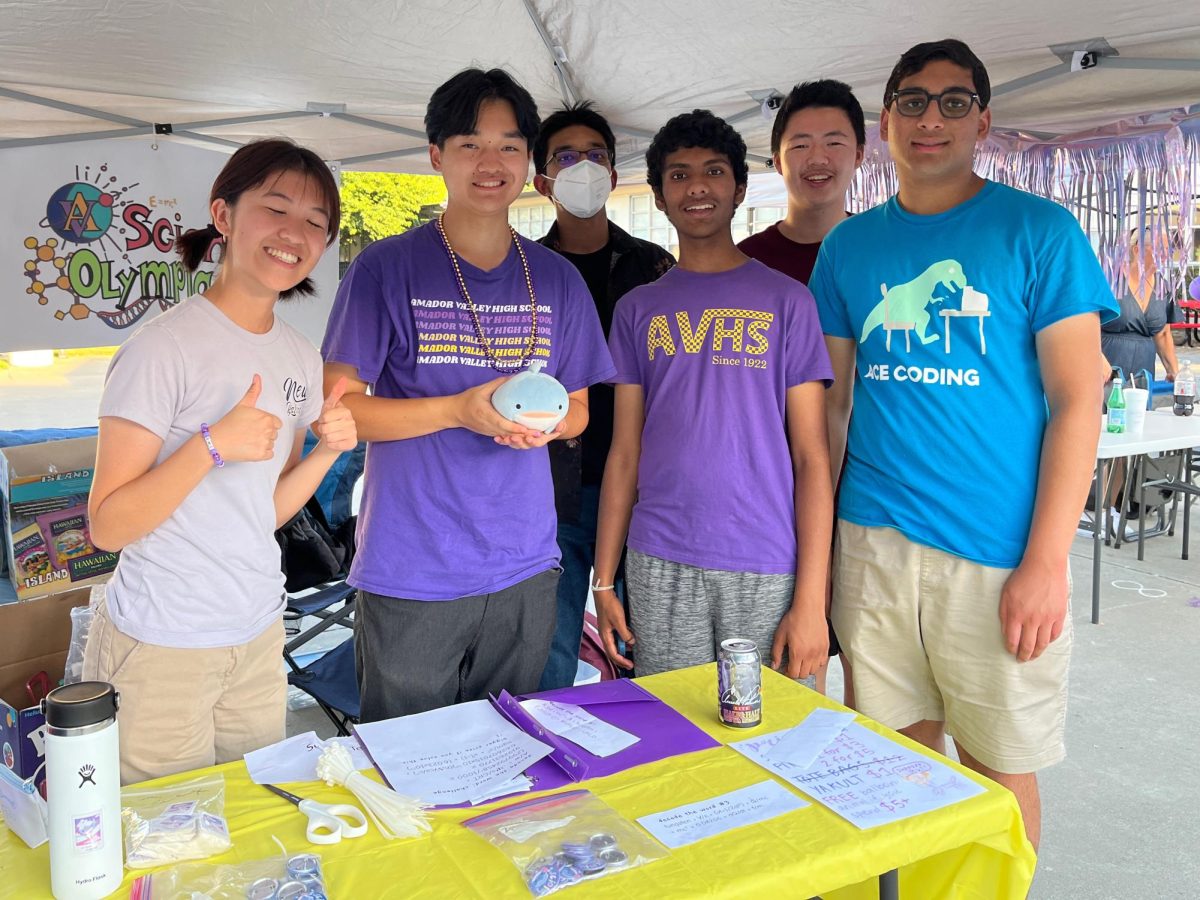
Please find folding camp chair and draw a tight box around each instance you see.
[283,581,356,669]
[286,628,360,736]
[1134,447,1200,561]
[278,445,365,734]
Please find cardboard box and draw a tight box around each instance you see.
[0,587,91,790]
[0,437,117,601]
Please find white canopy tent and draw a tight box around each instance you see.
[2,0,1198,173]
[1,1,1198,352]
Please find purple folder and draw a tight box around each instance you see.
[492,678,720,791]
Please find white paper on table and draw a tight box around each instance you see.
[244,732,374,785]
[731,723,985,829]
[469,774,534,806]
[354,700,554,806]
[637,781,808,849]
[765,708,856,769]
[519,698,640,758]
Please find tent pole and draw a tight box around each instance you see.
[992,62,1073,98]
[1102,57,1200,72]
[172,110,318,130]
[340,145,432,167]
[520,0,581,105]
[0,86,148,127]
[0,126,153,149]
[330,113,428,141]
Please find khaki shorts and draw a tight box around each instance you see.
[831,521,1071,774]
[83,596,286,784]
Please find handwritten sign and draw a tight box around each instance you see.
[354,700,554,806]
[731,724,984,829]
[766,708,856,769]
[637,781,808,848]
[520,699,640,757]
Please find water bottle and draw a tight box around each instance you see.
[1106,372,1126,433]
[1173,360,1195,416]
[42,682,122,899]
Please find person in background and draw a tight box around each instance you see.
[1103,230,1179,385]
[1095,230,1180,525]
[86,139,356,782]
[739,78,866,701]
[739,79,863,283]
[531,101,674,690]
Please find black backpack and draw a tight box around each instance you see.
[275,496,356,593]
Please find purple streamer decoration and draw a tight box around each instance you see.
[853,112,1200,298]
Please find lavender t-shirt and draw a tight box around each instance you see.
[608,259,833,573]
[322,222,615,600]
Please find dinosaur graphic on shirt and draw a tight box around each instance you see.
[860,260,967,348]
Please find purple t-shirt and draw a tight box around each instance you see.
[322,222,615,600]
[609,259,833,574]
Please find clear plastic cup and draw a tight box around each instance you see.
[1124,388,1149,435]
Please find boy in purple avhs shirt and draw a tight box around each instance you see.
[322,69,614,721]
[592,110,834,682]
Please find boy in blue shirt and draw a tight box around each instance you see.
[811,39,1117,849]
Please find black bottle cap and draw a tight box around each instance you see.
[40,681,119,729]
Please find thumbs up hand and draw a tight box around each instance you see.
[313,376,358,453]
[208,374,283,463]
[239,374,263,408]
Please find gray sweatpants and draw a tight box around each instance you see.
[355,568,559,722]
[626,549,803,681]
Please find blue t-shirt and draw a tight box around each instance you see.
[810,181,1118,567]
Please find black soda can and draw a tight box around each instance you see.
[717,638,762,727]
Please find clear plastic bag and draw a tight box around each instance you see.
[129,845,328,900]
[463,789,667,896]
[121,774,232,869]
[63,603,94,685]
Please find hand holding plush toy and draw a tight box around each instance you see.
[490,361,569,433]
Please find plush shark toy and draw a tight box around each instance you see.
[491,360,569,433]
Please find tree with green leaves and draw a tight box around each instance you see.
[339,172,447,246]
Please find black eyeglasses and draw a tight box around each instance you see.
[551,148,613,168]
[889,89,981,119]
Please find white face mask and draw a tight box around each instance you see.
[547,159,612,219]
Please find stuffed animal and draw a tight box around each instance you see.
[491,360,569,433]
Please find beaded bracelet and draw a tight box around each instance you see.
[199,423,225,468]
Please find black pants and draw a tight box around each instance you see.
[355,568,560,722]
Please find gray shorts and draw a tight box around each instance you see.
[626,549,805,683]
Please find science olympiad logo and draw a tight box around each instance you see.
[22,163,215,329]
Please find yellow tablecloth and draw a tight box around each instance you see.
[0,665,1036,898]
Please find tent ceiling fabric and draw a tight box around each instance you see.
[1,0,1198,173]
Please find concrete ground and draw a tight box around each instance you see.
[4,349,1199,898]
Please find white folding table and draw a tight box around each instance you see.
[1090,411,1200,622]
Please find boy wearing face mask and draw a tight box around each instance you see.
[532,102,675,690]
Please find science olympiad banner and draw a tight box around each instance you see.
[2,138,339,352]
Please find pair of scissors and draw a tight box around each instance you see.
[263,784,368,845]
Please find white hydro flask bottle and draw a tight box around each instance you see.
[42,681,123,898]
